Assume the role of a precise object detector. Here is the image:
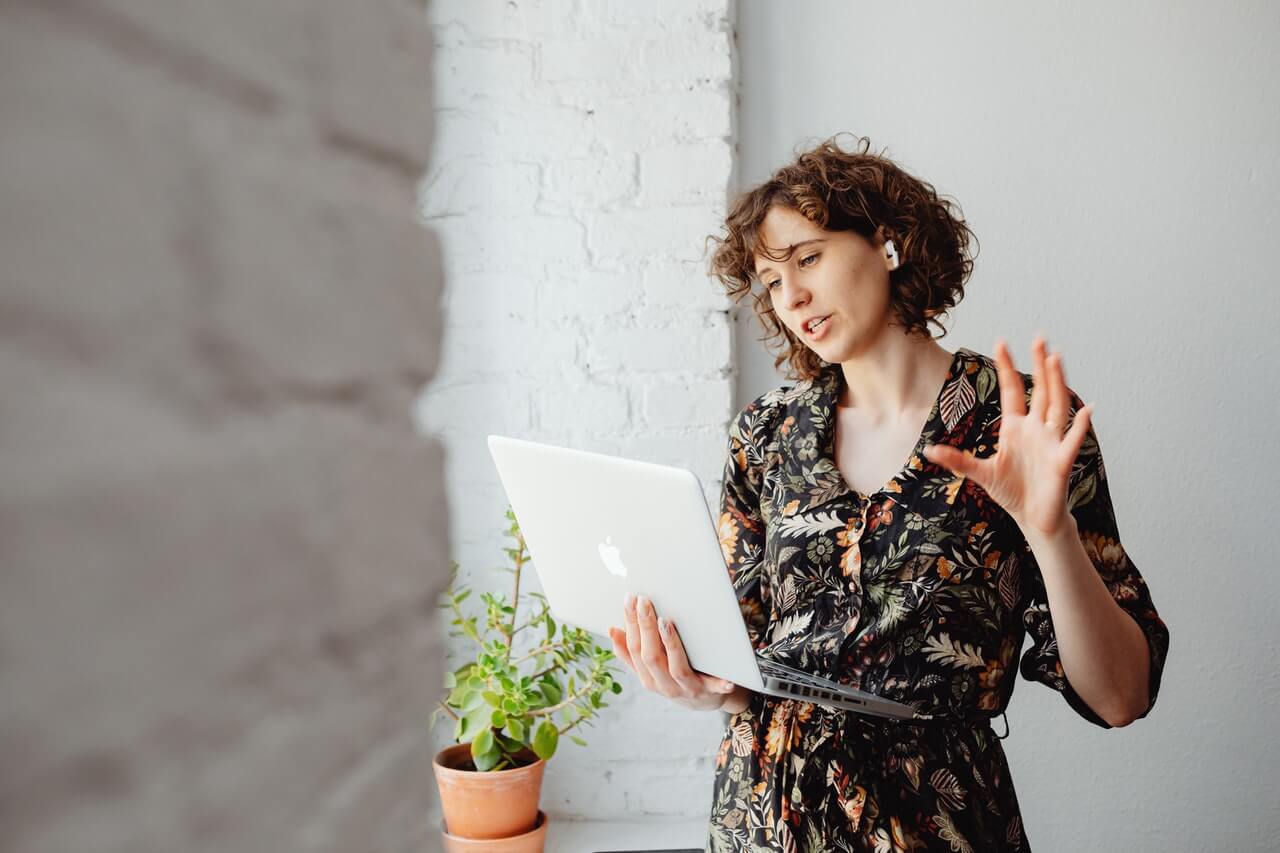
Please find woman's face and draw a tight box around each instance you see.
[752,205,895,363]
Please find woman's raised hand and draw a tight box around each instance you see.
[608,593,738,712]
[923,335,1094,540]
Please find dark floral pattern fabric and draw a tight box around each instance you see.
[706,347,1170,852]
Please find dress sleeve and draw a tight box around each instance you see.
[717,401,771,652]
[1018,389,1171,729]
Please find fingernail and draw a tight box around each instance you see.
[657,616,668,633]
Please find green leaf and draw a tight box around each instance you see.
[461,690,486,712]
[540,682,562,705]
[532,720,559,761]
[546,616,556,640]
[472,728,494,759]
[505,717,526,742]
[610,681,623,694]
[481,690,503,707]
[490,709,507,729]
[443,671,457,689]
[569,735,587,747]
[496,733,524,753]
[472,745,502,772]
[463,705,490,740]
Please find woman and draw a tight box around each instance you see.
[606,134,1170,852]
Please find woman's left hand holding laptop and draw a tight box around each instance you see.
[608,593,751,714]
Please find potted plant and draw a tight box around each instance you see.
[431,506,623,851]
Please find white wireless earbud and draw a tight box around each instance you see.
[885,239,900,270]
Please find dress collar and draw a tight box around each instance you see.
[771,347,975,518]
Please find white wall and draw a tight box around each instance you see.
[735,1,1279,851]
[418,0,738,824]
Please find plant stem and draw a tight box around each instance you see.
[502,529,526,664]
[557,710,599,737]
[512,641,560,666]
[510,602,550,638]
[449,600,486,650]
[437,701,460,721]
[529,685,593,717]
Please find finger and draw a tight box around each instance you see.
[922,442,975,479]
[608,626,635,671]
[925,441,996,491]
[1045,351,1070,434]
[636,597,681,696]
[701,674,737,694]
[657,617,717,697]
[1029,335,1048,422]
[622,594,655,691]
[1060,402,1093,470]
[994,337,1027,419]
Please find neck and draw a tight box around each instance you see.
[836,335,953,421]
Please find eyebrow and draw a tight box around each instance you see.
[752,239,827,277]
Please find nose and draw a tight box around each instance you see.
[777,276,810,314]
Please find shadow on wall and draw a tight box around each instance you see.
[0,2,451,852]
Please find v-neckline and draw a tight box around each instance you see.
[825,347,966,502]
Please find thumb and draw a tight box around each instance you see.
[923,443,971,477]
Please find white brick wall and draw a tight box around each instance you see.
[417,0,737,823]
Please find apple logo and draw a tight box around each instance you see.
[598,535,629,578]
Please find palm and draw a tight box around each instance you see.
[924,336,1093,539]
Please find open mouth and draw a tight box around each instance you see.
[804,315,832,338]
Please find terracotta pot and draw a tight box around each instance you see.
[433,742,546,840]
[440,810,548,853]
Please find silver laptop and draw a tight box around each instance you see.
[486,434,923,721]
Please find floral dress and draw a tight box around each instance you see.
[706,346,1170,853]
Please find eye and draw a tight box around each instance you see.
[763,254,819,290]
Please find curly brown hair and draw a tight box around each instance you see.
[704,133,979,382]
